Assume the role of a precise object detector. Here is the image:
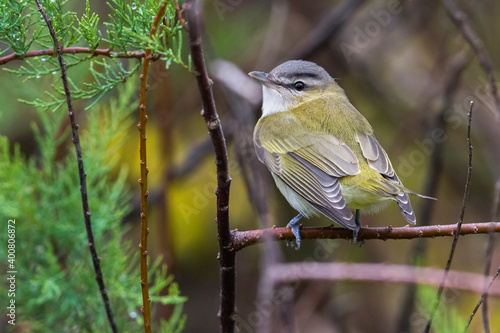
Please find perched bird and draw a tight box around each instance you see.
[249,60,431,248]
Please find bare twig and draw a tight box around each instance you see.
[34,1,118,332]
[231,221,500,251]
[137,3,168,332]
[397,52,469,332]
[211,59,286,332]
[463,266,500,332]
[173,0,187,30]
[442,0,500,119]
[491,180,500,225]
[186,2,235,332]
[481,180,500,333]
[421,53,469,217]
[481,225,495,333]
[424,101,474,333]
[0,47,148,65]
[268,263,500,296]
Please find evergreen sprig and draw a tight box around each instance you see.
[105,0,163,52]
[0,0,41,56]
[15,59,140,111]
[78,0,101,50]
[4,54,85,80]
[0,1,188,331]
[34,0,81,49]
[1,0,189,111]
[0,81,186,331]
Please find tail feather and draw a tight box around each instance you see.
[396,192,416,224]
[384,175,436,225]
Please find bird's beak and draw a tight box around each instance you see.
[248,71,275,88]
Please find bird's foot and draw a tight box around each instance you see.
[286,213,303,250]
[351,225,359,244]
[350,226,364,246]
[351,209,363,246]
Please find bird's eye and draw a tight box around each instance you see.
[294,81,305,91]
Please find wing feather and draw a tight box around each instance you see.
[254,122,358,229]
[355,132,416,224]
[356,133,392,176]
[281,154,356,229]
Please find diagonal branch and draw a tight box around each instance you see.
[442,0,500,119]
[34,1,118,332]
[397,52,470,333]
[424,101,474,332]
[0,47,148,65]
[231,221,500,251]
[137,2,168,332]
[464,266,500,332]
[186,1,235,332]
[481,180,500,332]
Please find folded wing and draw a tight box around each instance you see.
[255,128,360,230]
[355,133,416,224]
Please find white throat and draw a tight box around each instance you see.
[261,86,294,117]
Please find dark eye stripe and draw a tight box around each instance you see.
[283,72,320,80]
[296,73,320,79]
[283,82,305,90]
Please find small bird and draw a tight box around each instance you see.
[249,60,431,248]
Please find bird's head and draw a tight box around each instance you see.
[249,60,338,116]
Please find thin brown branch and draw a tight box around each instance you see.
[0,47,147,65]
[33,1,118,332]
[173,0,187,30]
[481,224,495,333]
[267,263,500,296]
[491,180,500,222]
[414,52,469,241]
[212,61,290,331]
[481,180,500,333]
[186,1,235,332]
[464,266,500,332]
[442,0,500,119]
[397,52,469,332]
[425,101,474,333]
[231,222,500,251]
[211,60,286,332]
[138,3,168,332]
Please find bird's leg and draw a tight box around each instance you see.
[352,209,361,243]
[286,213,303,249]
